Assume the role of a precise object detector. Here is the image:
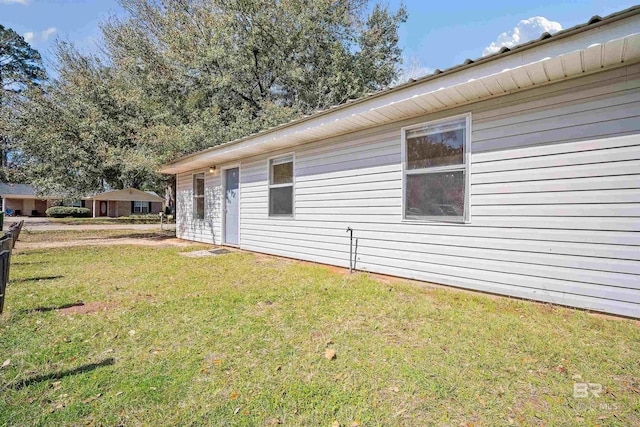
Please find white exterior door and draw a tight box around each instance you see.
[224,167,239,245]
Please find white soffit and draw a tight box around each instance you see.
[160,16,640,174]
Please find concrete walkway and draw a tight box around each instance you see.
[8,216,176,232]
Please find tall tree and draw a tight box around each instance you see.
[0,25,45,182]
[14,0,407,209]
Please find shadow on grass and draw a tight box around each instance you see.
[11,275,64,284]
[7,358,115,390]
[19,301,84,314]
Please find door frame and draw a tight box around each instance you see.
[221,163,241,246]
[99,200,109,217]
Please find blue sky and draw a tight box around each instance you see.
[1,0,637,74]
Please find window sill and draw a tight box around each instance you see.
[401,218,470,225]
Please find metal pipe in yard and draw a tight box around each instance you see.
[346,227,353,274]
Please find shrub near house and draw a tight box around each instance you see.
[45,206,91,218]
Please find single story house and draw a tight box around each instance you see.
[160,6,640,318]
[82,188,164,218]
[0,183,54,216]
[0,184,164,217]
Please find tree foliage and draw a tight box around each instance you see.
[0,24,45,183]
[12,0,407,205]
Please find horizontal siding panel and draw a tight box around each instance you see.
[472,189,640,205]
[473,87,640,132]
[297,137,398,166]
[472,175,640,194]
[473,94,640,141]
[241,226,640,260]
[296,154,400,178]
[474,203,640,217]
[472,134,640,163]
[296,198,400,208]
[473,65,635,120]
[241,206,407,215]
[296,164,401,184]
[472,160,640,184]
[473,116,640,152]
[297,180,401,195]
[471,144,640,174]
[469,216,640,231]
[243,229,640,275]
[239,218,640,245]
[297,189,400,201]
[242,213,640,231]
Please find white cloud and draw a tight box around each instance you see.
[1,0,30,5]
[41,27,57,40]
[23,27,57,45]
[482,17,562,57]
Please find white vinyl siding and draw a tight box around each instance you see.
[176,168,222,244]
[176,63,640,317]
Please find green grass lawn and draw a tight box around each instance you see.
[1,235,638,426]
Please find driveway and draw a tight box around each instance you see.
[7,216,176,232]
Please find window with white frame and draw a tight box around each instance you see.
[133,201,150,214]
[193,173,205,219]
[269,155,294,217]
[403,115,469,222]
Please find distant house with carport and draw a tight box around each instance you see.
[0,183,164,217]
[0,183,55,216]
[83,188,164,218]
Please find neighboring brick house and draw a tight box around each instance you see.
[84,188,164,218]
[0,184,164,217]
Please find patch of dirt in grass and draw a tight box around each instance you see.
[179,248,235,257]
[58,301,115,315]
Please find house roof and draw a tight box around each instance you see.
[84,188,164,203]
[160,5,640,174]
[0,183,36,197]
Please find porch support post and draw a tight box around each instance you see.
[92,199,96,218]
[2,197,5,213]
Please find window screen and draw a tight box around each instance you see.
[403,117,468,222]
[193,173,205,219]
[269,156,294,217]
